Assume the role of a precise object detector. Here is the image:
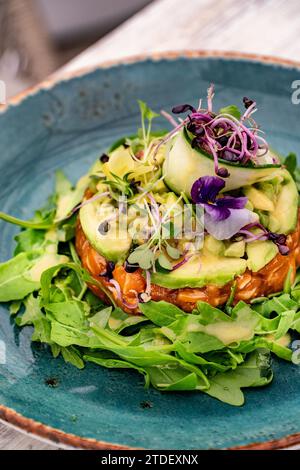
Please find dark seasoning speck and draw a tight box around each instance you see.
[140,400,153,409]
[44,377,59,388]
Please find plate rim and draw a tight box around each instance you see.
[2,49,300,111]
[1,49,300,450]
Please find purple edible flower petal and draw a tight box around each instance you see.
[191,176,247,222]
[204,204,231,221]
[191,176,225,204]
[205,208,258,240]
[216,195,248,210]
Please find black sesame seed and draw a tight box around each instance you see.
[218,135,229,147]
[129,180,141,191]
[100,153,109,163]
[45,377,59,388]
[217,167,230,178]
[98,221,110,235]
[106,261,115,277]
[124,261,139,273]
[243,97,254,109]
[187,121,204,137]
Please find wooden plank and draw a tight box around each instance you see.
[62,0,300,74]
[0,419,58,450]
[2,0,300,450]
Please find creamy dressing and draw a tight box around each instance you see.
[267,333,291,347]
[28,254,69,282]
[204,323,253,345]
[187,321,253,345]
[108,317,122,330]
[45,230,58,243]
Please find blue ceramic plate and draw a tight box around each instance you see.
[1,52,300,450]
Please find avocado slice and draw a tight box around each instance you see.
[163,130,282,195]
[267,170,298,234]
[246,240,278,272]
[151,254,247,289]
[79,198,132,263]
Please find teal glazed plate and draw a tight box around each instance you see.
[1,51,300,450]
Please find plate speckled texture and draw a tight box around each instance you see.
[0,53,300,450]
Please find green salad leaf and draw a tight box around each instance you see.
[205,350,273,406]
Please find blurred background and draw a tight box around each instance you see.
[1,0,299,99]
[0,0,153,97]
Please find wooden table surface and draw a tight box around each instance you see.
[2,0,300,450]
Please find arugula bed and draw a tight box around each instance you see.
[1,88,300,406]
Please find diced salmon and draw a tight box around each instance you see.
[75,212,300,315]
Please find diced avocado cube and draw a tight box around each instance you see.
[244,186,275,212]
[246,240,278,272]
[203,235,225,256]
[224,241,245,258]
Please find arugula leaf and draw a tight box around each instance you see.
[15,294,42,327]
[9,301,22,316]
[84,350,149,384]
[196,301,232,324]
[0,194,56,231]
[57,215,77,242]
[274,310,295,339]
[175,342,231,372]
[147,365,207,391]
[0,252,41,301]
[89,307,112,329]
[291,310,300,331]
[106,307,148,333]
[235,337,292,361]
[45,300,89,328]
[205,351,273,406]
[253,293,298,317]
[61,346,84,369]
[14,229,45,255]
[0,212,54,230]
[31,317,52,343]
[139,300,186,327]
[50,321,92,348]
